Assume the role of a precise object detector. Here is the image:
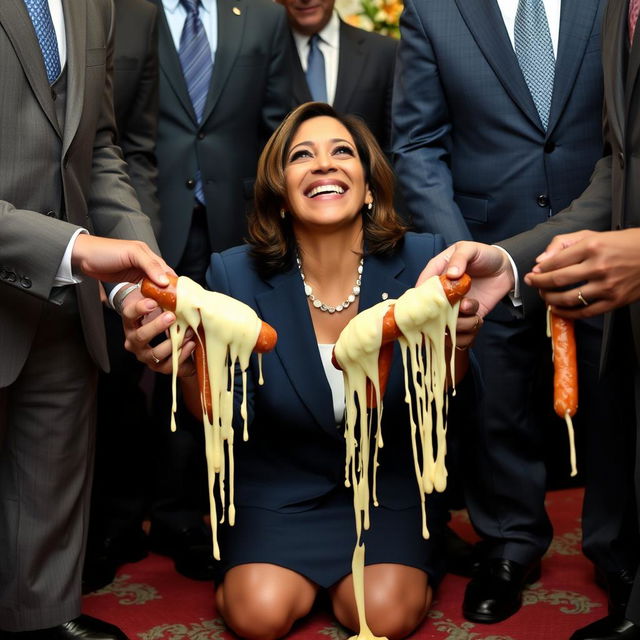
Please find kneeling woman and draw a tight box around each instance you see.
[133,102,480,640]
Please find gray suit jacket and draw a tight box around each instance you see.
[0,0,158,386]
[289,20,398,152]
[153,0,292,266]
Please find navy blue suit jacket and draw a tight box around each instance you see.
[206,233,452,513]
[392,0,606,246]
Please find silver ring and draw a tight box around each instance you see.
[151,349,160,365]
[577,290,589,307]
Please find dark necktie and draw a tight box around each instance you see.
[306,34,328,103]
[514,0,555,130]
[178,0,212,204]
[23,0,61,85]
[630,0,640,46]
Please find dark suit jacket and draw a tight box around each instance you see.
[153,0,292,266]
[113,0,160,232]
[500,0,639,371]
[392,0,606,247]
[289,20,397,152]
[205,233,449,511]
[0,0,158,385]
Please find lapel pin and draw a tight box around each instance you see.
[232,6,241,15]
[382,293,388,300]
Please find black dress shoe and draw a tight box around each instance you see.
[83,528,148,593]
[570,616,640,639]
[0,615,127,639]
[149,523,215,581]
[443,525,481,577]
[462,557,541,623]
[595,568,636,618]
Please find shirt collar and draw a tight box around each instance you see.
[163,0,214,16]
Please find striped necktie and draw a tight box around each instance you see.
[514,0,556,130]
[630,0,640,46]
[179,0,212,204]
[23,0,61,85]
[306,34,328,103]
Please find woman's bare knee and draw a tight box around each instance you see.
[217,564,317,640]
[331,564,432,640]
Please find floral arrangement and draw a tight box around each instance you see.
[342,0,403,38]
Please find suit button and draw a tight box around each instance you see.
[46,210,56,217]
[185,178,195,190]
[618,151,625,168]
[197,131,205,140]
[537,194,550,208]
[20,276,32,289]
[544,141,556,153]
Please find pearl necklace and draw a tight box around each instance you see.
[296,255,363,314]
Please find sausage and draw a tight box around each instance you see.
[141,275,278,416]
[549,310,578,476]
[333,273,472,408]
[141,276,278,354]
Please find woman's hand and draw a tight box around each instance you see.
[525,228,640,318]
[454,296,482,352]
[121,292,197,376]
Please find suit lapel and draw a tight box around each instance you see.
[254,250,409,436]
[201,0,245,124]
[62,0,86,155]
[156,2,197,123]
[289,32,312,105]
[333,22,366,112]
[604,0,626,146]
[256,267,337,434]
[547,0,599,134]
[0,1,60,136]
[454,0,543,131]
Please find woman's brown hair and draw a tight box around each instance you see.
[248,102,407,276]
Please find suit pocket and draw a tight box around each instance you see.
[454,192,488,224]
[86,47,106,67]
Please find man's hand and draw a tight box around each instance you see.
[525,228,640,318]
[418,241,515,318]
[71,234,173,287]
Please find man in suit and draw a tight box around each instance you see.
[84,0,160,594]
[420,2,640,637]
[391,0,622,625]
[0,0,168,635]
[148,0,292,580]
[279,0,397,152]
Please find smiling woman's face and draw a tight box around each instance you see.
[283,116,372,233]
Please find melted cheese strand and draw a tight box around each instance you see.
[334,276,459,640]
[170,276,262,560]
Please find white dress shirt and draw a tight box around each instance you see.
[496,0,561,58]
[292,11,340,106]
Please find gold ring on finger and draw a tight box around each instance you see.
[577,290,589,307]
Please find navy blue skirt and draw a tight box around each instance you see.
[215,485,447,588]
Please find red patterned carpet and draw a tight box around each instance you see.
[83,488,606,640]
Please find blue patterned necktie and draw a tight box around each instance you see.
[23,0,61,85]
[514,0,555,130]
[306,34,328,103]
[179,0,212,204]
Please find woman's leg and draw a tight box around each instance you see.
[216,563,319,640]
[329,564,432,640]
